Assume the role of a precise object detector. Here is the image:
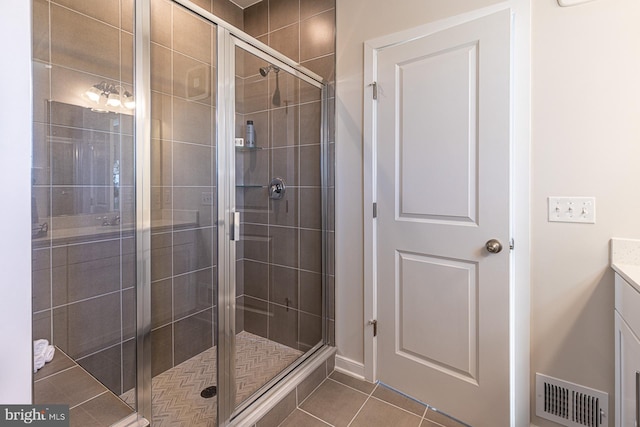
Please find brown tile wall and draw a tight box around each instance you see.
[239,0,336,350]
[32,0,138,398]
[148,0,236,377]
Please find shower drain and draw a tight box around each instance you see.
[201,386,217,398]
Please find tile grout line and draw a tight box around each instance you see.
[370,381,430,418]
[325,377,372,397]
[279,407,333,427]
[34,363,78,383]
[346,393,372,427]
[68,390,109,410]
[368,394,427,419]
[328,378,429,424]
[343,380,379,426]
[297,377,331,407]
[420,403,429,423]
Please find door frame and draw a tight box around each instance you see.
[362,2,531,424]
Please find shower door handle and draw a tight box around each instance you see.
[230,211,240,241]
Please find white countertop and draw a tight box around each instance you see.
[611,238,640,291]
[33,215,198,247]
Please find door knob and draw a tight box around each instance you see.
[485,239,503,253]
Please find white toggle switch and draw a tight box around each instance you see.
[548,197,596,223]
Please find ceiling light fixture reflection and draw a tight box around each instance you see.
[84,81,135,110]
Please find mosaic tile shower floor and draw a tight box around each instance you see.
[120,331,302,426]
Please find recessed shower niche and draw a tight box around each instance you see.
[31,0,334,425]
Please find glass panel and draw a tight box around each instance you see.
[234,45,325,410]
[31,0,137,422]
[147,1,218,425]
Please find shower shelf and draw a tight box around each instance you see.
[236,146,263,151]
[236,184,266,188]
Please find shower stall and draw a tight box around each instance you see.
[31,0,334,425]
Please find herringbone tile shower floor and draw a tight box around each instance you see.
[121,331,302,426]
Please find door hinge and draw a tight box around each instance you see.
[368,82,378,100]
[509,238,514,251]
[368,319,377,337]
[372,202,377,218]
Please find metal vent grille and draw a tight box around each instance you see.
[535,373,608,427]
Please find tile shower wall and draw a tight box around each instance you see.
[31,0,335,400]
[148,0,243,377]
[238,0,336,350]
[31,0,137,397]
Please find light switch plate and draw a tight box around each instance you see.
[548,197,596,223]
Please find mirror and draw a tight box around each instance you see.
[32,101,133,228]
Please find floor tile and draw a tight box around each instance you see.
[35,366,107,407]
[420,419,447,427]
[424,408,468,427]
[372,384,426,416]
[329,370,376,394]
[70,392,134,426]
[34,347,75,382]
[350,397,422,427]
[257,390,296,427]
[279,409,331,426]
[300,379,368,426]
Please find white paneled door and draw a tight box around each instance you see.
[374,10,512,426]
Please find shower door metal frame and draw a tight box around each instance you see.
[224,36,328,424]
[134,0,152,424]
[131,1,330,426]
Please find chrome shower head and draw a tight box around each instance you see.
[259,64,280,77]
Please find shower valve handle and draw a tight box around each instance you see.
[269,177,286,200]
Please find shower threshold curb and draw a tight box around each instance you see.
[230,345,336,427]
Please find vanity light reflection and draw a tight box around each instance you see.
[85,81,135,110]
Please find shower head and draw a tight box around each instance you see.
[259,64,280,77]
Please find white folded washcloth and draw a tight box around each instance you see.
[44,345,55,363]
[34,339,48,356]
[33,340,55,373]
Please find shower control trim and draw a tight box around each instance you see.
[269,177,286,200]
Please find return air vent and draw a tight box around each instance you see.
[536,373,608,427]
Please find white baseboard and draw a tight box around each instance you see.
[334,355,366,380]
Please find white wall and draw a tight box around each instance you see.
[336,0,640,426]
[531,0,640,425]
[0,2,34,403]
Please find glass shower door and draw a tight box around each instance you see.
[231,40,326,415]
[146,1,219,425]
[31,0,138,423]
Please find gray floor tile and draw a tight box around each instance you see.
[350,397,422,427]
[34,347,75,382]
[424,408,468,427]
[372,385,427,416]
[329,370,376,394]
[279,409,331,427]
[35,366,107,407]
[300,379,368,427]
[70,392,134,426]
[257,390,296,427]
